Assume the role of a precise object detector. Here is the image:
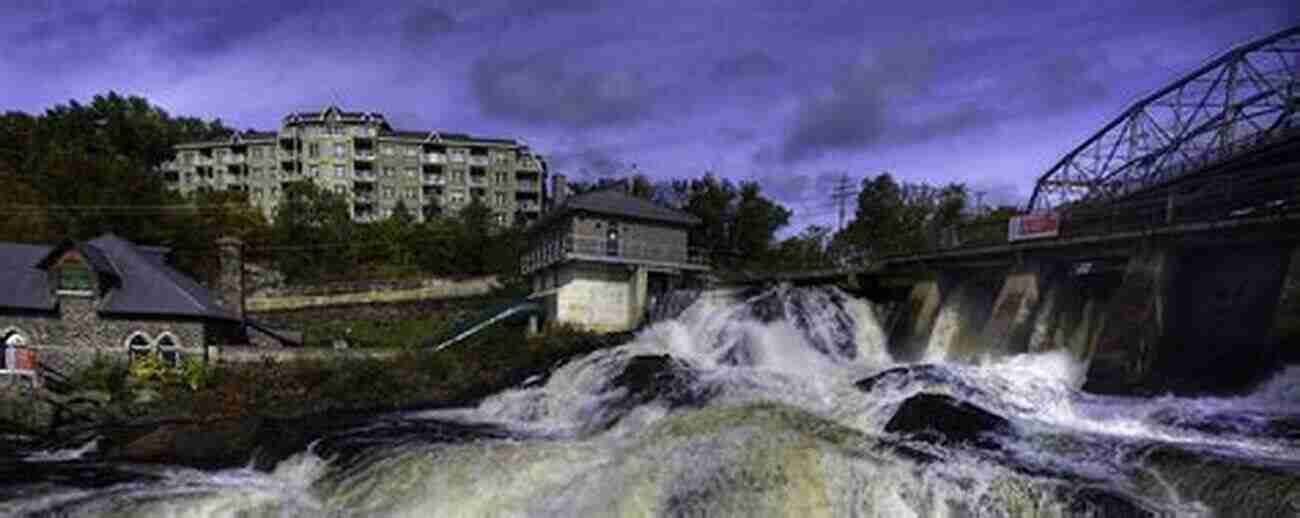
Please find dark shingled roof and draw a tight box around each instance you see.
[0,234,238,321]
[551,189,701,226]
[0,243,55,310]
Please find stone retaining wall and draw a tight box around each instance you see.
[245,276,499,312]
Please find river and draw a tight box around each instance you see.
[3,285,1299,516]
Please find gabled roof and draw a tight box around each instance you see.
[86,235,237,321]
[0,234,238,321]
[0,243,55,310]
[548,189,701,227]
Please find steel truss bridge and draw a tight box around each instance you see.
[1028,25,1300,213]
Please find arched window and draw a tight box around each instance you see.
[155,333,180,367]
[127,332,153,364]
[1,329,26,371]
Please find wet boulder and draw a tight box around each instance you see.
[610,355,716,409]
[884,393,1010,450]
[111,417,265,469]
[854,364,953,393]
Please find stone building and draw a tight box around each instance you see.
[0,234,293,379]
[523,182,709,332]
[160,105,549,225]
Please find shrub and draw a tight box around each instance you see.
[73,354,131,399]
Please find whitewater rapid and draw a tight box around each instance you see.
[3,285,1298,517]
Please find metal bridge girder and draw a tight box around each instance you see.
[1028,25,1300,212]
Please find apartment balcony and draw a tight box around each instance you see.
[224,155,246,164]
[468,155,490,166]
[448,154,466,164]
[516,180,539,191]
[355,151,376,161]
[194,157,214,166]
[424,153,446,164]
[423,176,446,185]
[518,200,540,212]
[469,176,487,186]
[353,193,376,203]
[519,158,542,170]
[278,150,298,160]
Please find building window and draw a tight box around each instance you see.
[335,164,345,177]
[405,147,417,157]
[309,165,320,177]
[382,145,393,156]
[606,228,620,256]
[335,142,346,158]
[307,143,320,158]
[405,167,417,178]
[59,264,93,294]
[127,332,152,363]
[1,329,27,371]
[156,334,180,367]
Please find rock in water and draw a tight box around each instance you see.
[884,393,1009,450]
[853,364,953,393]
[610,355,715,409]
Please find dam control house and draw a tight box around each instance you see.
[523,181,709,332]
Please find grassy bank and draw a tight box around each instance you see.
[72,324,622,422]
[31,324,632,467]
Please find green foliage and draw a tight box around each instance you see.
[128,351,173,387]
[0,92,234,245]
[180,356,218,391]
[72,354,132,399]
[831,173,968,261]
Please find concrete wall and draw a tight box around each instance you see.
[553,262,637,332]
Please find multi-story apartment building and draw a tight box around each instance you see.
[160,106,548,225]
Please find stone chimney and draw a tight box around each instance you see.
[215,237,244,319]
[552,174,568,210]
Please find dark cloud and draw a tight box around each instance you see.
[712,51,784,81]
[470,53,660,128]
[778,42,956,163]
[400,6,458,48]
[552,148,639,178]
[1022,53,1110,112]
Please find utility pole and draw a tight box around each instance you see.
[831,172,855,232]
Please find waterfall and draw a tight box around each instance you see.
[4,284,1298,517]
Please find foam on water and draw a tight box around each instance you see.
[5,284,1298,516]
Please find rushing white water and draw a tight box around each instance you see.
[3,285,1299,517]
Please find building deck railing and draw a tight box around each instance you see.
[522,236,710,274]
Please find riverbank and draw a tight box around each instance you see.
[7,324,632,469]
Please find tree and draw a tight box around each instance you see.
[268,182,354,283]
[0,92,234,244]
[771,225,835,270]
[832,173,968,262]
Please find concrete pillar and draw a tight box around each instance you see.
[1085,247,1172,393]
[1275,245,1300,363]
[884,278,944,361]
[215,237,245,320]
[628,266,649,329]
[980,262,1047,357]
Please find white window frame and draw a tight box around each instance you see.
[1,328,28,372]
[126,331,153,364]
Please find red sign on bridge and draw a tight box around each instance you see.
[1008,212,1061,241]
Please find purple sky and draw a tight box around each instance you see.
[2,0,1296,231]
